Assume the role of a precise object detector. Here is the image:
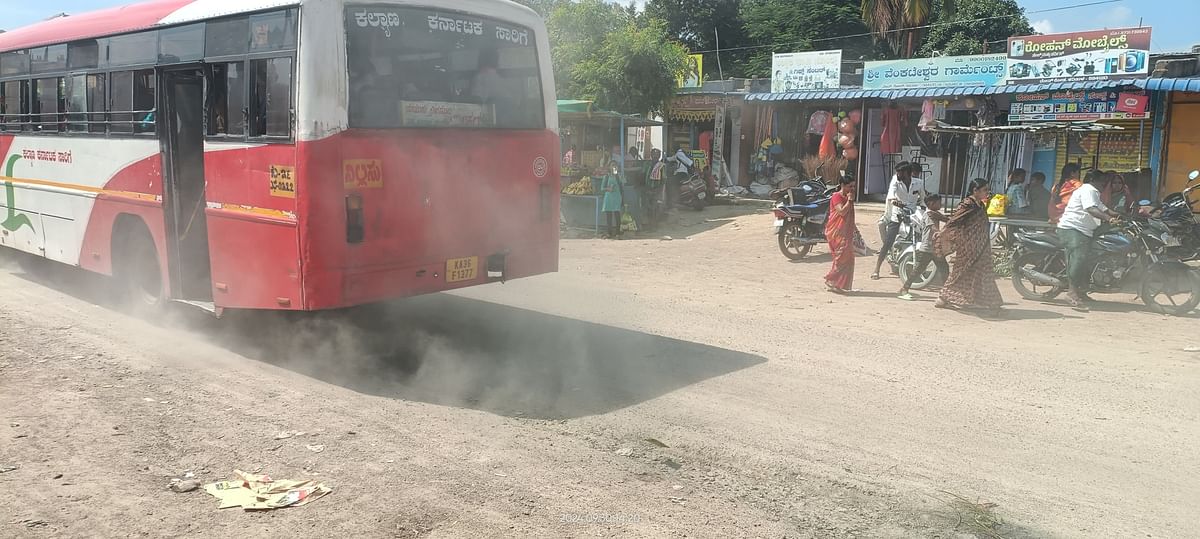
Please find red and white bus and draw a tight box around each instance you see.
[0,0,559,314]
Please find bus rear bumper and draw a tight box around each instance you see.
[301,244,558,311]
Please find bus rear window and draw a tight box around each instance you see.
[344,6,544,130]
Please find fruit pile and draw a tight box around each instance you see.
[562,177,594,195]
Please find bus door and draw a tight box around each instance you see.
[158,67,214,305]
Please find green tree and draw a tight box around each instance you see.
[740,0,885,78]
[917,0,1032,57]
[547,0,689,114]
[861,0,955,58]
[644,0,754,79]
[576,19,691,114]
[510,0,567,18]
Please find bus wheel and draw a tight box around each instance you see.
[114,221,164,311]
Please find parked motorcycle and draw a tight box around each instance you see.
[1010,216,1200,316]
[1144,169,1200,262]
[772,180,834,260]
[677,171,709,211]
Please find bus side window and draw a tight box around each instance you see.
[109,71,134,134]
[33,76,63,132]
[66,74,88,132]
[87,73,106,134]
[249,57,292,138]
[133,69,155,134]
[0,80,28,132]
[208,62,246,137]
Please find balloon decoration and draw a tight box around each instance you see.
[825,109,861,163]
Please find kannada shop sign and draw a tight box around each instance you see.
[1006,27,1152,84]
[863,54,1007,90]
[771,50,842,92]
[1008,90,1151,122]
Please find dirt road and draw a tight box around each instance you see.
[2,204,1198,538]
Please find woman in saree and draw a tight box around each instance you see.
[824,176,857,293]
[935,178,1003,315]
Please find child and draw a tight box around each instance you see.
[1005,168,1031,215]
[898,194,950,300]
[600,161,624,239]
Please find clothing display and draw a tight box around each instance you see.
[807,111,832,135]
[880,106,903,155]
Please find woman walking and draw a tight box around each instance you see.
[935,178,1003,315]
[824,176,857,293]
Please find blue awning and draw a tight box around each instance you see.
[745,80,1137,102]
[1135,77,1200,92]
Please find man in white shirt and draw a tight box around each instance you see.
[670,147,693,175]
[872,162,925,279]
[1057,171,1121,310]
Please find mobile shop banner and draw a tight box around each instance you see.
[863,54,1007,90]
[771,50,842,92]
[1006,27,1152,84]
[1008,90,1151,122]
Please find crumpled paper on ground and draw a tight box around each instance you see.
[203,470,331,510]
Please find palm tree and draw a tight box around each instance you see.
[862,0,954,58]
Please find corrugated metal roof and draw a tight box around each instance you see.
[746,80,1136,102]
[1136,78,1200,92]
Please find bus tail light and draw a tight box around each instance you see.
[346,194,364,243]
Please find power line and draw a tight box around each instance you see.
[690,0,1125,55]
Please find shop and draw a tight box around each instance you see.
[1144,77,1200,200]
[742,95,870,191]
[1006,85,1153,202]
[667,83,750,186]
[556,99,662,231]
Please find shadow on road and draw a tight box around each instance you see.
[210,294,768,419]
[2,252,766,420]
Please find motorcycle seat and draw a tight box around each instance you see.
[1020,231,1063,247]
[785,203,819,212]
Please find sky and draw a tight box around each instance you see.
[2,0,1195,53]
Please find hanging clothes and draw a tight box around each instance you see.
[918,100,935,130]
[807,111,832,135]
[880,106,903,155]
[698,131,714,168]
[819,117,837,159]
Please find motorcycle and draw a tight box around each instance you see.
[890,207,942,290]
[677,170,709,211]
[1010,215,1200,316]
[772,180,834,260]
[1143,169,1200,262]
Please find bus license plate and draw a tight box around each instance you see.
[446,257,478,283]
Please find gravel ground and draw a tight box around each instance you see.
[1,203,1198,538]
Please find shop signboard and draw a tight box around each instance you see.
[863,54,1007,90]
[1008,89,1151,122]
[1006,27,1152,84]
[771,50,842,92]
